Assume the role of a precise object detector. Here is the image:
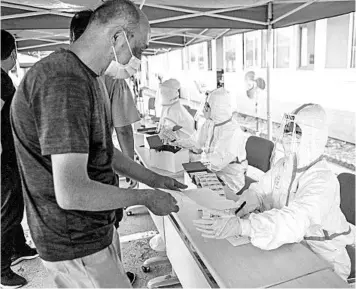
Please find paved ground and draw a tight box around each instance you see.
[9,117,354,288]
[14,205,179,289]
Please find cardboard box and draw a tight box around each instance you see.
[149,148,189,173]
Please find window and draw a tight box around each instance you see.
[181,49,185,70]
[223,34,243,72]
[300,26,308,67]
[182,47,190,70]
[274,26,293,68]
[224,35,237,72]
[188,42,208,71]
[244,31,261,68]
[298,22,315,69]
[351,13,356,68]
[207,40,213,71]
[261,30,268,68]
[325,14,350,68]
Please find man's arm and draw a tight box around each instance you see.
[52,152,179,216]
[112,148,187,191]
[115,125,134,160]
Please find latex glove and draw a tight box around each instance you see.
[158,127,177,144]
[190,148,203,154]
[193,216,242,239]
[199,192,258,218]
[150,174,188,191]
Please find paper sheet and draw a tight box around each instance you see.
[163,188,251,247]
[182,188,237,211]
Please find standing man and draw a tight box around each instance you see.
[69,9,140,284]
[1,29,38,289]
[70,10,139,166]
[10,1,186,288]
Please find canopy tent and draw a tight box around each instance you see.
[2,0,354,52]
[1,0,355,138]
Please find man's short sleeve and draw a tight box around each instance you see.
[105,77,140,128]
[31,77,91,156]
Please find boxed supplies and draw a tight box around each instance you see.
[182,162,225,196]
[134,127,159,148]
[149,147,189,173]
[146,135,189,173]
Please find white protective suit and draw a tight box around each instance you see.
[158,78,195,142]
[195,87,248,192]
[235,104,355,281]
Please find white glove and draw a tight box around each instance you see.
[193,216,242,239]
[158,127,177,144]
[198,191,260,219]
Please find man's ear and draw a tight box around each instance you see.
[112,31,125,47]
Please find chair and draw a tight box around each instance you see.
[142,135,275,288]
[237,135,274,195]
[337,173,355,284]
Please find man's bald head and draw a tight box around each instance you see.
[69,0,150,75]
[91,0,141,37]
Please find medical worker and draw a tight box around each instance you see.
[194,103,355,281]
[157,78,195,143]
[191,87,248,193]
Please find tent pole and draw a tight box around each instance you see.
[266,2,273,141]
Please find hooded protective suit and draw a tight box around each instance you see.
[232,104,354,281]
[193,87,249,192]
[158,79,195,142]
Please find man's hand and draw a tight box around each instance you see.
[151,174,188,191]
[144,189,180,216]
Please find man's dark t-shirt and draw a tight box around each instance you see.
[10,49,119,262]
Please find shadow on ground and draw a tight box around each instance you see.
[16,205,181,288]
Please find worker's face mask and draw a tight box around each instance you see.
[282,121,302,156]
[203,102,211,120]
[105,32,141,79]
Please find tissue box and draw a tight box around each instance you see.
[149,148,189,173]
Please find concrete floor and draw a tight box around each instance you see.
[14,205,180,289]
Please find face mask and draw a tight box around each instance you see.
[203,102,211,120]
[282,133,301,156]
[105,32,141,79]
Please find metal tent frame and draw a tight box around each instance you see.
[1,0,354,139]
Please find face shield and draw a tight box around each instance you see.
[271,113,302,164]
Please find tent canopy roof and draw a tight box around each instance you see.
[1,0,354,54]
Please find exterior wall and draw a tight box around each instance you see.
[145,13,356,143]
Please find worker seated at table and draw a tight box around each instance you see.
[186,87,248,193]
[157,78,195,144]
[194,103,355,282]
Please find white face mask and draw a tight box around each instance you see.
[105,32,141,79]
[282,132,301,157]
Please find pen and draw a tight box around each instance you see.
[234,201,246,216]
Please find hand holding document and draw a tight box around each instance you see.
[163,188,250,247]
